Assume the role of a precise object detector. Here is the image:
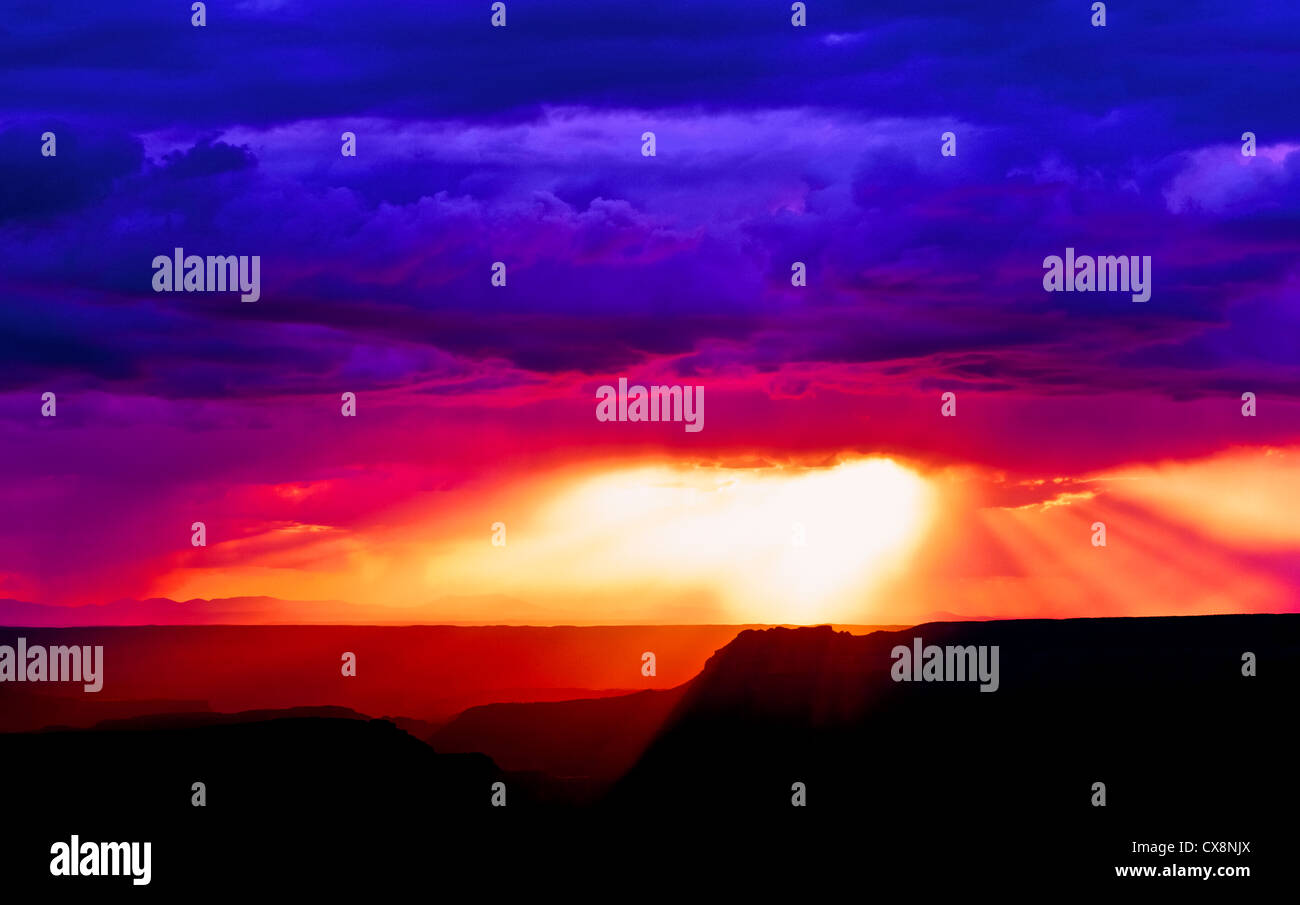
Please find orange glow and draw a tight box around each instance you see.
[145,446,1299,625]
[425,457,935,624]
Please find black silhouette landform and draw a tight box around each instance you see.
[1,614,1293,891]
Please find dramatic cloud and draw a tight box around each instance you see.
[0,1,1296,614]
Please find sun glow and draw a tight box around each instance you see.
[429,457,935,624]
[145,446,1300,625]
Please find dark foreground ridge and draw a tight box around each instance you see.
[0,614,1294,893]
[608,615,1297,885]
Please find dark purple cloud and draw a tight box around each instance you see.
[0,123,142,221]
[0,1,1295,414]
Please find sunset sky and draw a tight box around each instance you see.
[1,0,1297,624]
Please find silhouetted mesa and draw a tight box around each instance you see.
[605,615,1297,879]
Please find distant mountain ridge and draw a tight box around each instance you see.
[0,623,793,731]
